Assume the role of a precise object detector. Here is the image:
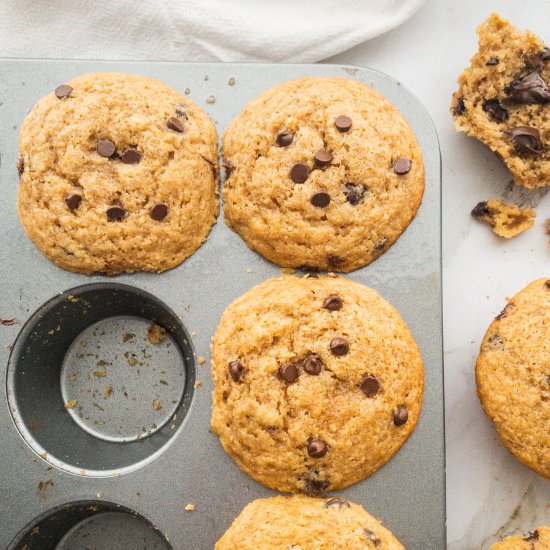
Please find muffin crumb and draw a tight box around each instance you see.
[147,322,166,344]
[471,199,535,238]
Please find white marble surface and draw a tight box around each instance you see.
[327,1,550,548]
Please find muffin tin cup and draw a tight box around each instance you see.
[7,501,171,550]
[7,283,195,476]
[0,60,444,549]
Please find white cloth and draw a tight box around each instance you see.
[0,0,425,63]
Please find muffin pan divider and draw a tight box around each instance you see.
[0,60,444,549]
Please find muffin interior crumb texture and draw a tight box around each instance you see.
[471,199,535,238]
[451,13,550,189]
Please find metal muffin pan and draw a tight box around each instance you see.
[0,60,444,549]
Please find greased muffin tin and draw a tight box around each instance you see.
[0,60,444,549]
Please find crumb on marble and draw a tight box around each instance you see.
[471,199,535,238]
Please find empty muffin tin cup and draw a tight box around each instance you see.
[6,283,195,476]
[8,500,171,550]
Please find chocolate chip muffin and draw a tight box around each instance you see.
[476,278,550,479]
[222,77,424,272]
[490,527,550,549]
[18,72,219,274]
[451,14,550,189]
[215,495,404,550]
[471,199,535,238]
[210,275,424,493]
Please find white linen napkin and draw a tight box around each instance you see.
[0,0,425,62]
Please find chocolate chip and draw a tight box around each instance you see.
[307,438,328,458]
[392,158,412,175]
[504,126,543,155]
[302,356,323,375]
[373,238,388,251]
[279,362,299,383]
[344,183,367,205]
[360,375,380,398]
[17,157,24,175]
[482,99,509,123]
[55,84,73,99]
[97,139,116,158]
[471,201,490,218]
[106,204,126,221]
[228,360,244,382]
[496,302,514,320]
[325,497,350,509]
[314,149,333,168]
[452,96,466,116]
[323,295,343,311]
[524,530,539,542]
[508,70,550,104]
[150,203,168,221]
[0,318,17,326]
[276,131,294,147]
[393,405,408,426]
[311,192,330,208]
[65,194,82,211]
[335,115,352,132]
[327,254,344,269]
[222,159,234,177]
[542,48,550,61]
[330,336,349,356]
[486,57,500,66]
[167,117,184,133]
[121,148,141,164]
[304,478,330,494]
[546,280,550,289]
[364,530,381,546]
[290,163,309,183]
